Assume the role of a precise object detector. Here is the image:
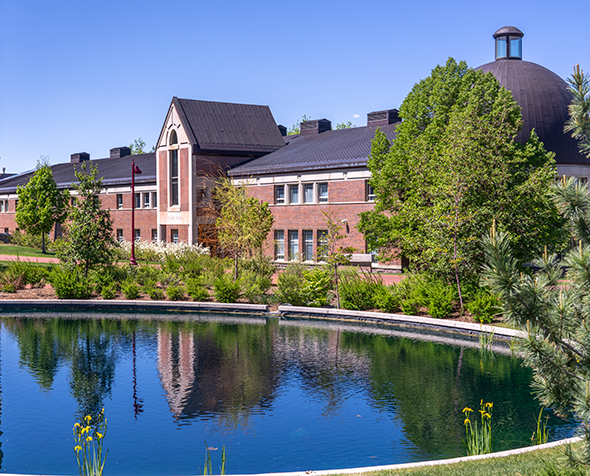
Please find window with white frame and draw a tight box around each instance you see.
[135,193,141,209]
[303,184,314,203]
[134,229,141,241]
[116,229,124,242]
[0,201,4,213]
[317,230,328,259]
[275,185,285,204]
[116,194,123,209]
[151,229,158,241]
[274,230,285,260]
[152,192,157,208]
[170,149,179,206]
[288,230,299,260]
[144,193,150,208]
[367,182,376,202]
[318,183,328,203]
[289,185,299,204]
[171,229,179,243]
[303,230,313,261]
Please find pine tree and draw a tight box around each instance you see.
[565,64,590,159]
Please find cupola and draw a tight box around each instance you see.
[493,26,524,60]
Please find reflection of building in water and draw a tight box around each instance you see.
[156,323,373,423]
[0,333,3,468]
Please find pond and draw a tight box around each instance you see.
[0,313,577,475]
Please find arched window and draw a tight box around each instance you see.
[169,129,179,206]
[169,130,178,145]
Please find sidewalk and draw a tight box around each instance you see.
[0,254,60,264]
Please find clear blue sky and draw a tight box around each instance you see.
[1,0,588,173]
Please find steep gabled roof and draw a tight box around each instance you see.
[0,153,156,194]
[228,123,399,176]
[173,98,286,155]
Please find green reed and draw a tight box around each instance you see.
[463,400,493,455]
[73,409,108,476]
[531,407,549,445]
[203,440,226,475]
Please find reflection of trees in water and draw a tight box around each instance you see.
[1,332,4,469]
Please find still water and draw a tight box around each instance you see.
[0,313,577,475]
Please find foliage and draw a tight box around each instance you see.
[214,176,274,280]
[335,121,355,129]
[165,284,186,301]
[117,239,209,262]
[203,441,226,475]
[15,164,69,253]
[463,401,493,455]
[565,64,590,159]
[9,229,44,249]
[466,290,500,324]
[48,265,93,299]
[374,284,402,313]
[58,163,116,276]
[128,137,154,155]
[121,279,140,300]
[186,278,209,302]
[301,266,332,307]
[145,286,164,300]
[320,210,355,308]
[531,408,550,446]
[287,114,310,135]
[276,262,307,306]
[100,284,117,300]
[0,260,47,292]
[213,274,241,303]
[339,271,382,310]
[426,279,457,319]
[73,410,108,476]
[359,58,566,302]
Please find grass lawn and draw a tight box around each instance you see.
[359,443,588,476]
[0,244,57,258]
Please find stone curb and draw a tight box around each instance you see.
[0,299,268,314]
[278,305,525,338]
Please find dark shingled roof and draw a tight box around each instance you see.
[0,153,156,194]
[228,123,399,177]
[174,98,285,155]
[476,60,589,165]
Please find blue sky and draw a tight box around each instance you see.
[0,0,588,173]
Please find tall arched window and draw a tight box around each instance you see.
[169,130,179,206]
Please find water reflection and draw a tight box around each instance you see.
[0,315,577,474]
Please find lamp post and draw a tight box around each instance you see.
[130,159,142,266]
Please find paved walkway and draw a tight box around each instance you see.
[0,254,60,264]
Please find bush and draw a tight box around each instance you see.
[145,286,164,300]
[213,274,241,303]
[185,278,209,302]
[133,265,163,286]
[401,298,419,315]
[202,257,231,288]
[467,290,501,324]
[121,279,140,300]
[426,280,456,319]
[276,262,307,306]
[339,271,382,311]
[301,267,332,307]
[101,283,118,299]
[48,265,93,299]
[9,229,44,248]
[90,266,126,294]
[374,284,401,313]
[0,260,47,291]
[166,284,186,301]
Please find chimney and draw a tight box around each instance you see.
[367,109,399,127]
[71,152,90,163]
[300,118,331,136]
[110,146,132,159]
[277,124,287,136]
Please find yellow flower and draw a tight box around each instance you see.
[74,423,81,428]
[485,402,493,409]
[74,445,82,452]
[96,432,103,439]
[85,415,92,423]
[86,436,93,442]
[463,407,473,413]
[464,418,470,425]
[484,412,491,419]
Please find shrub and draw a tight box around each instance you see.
[145,286,164,300]
[166,284,186,301]
[48,265,93,299]
[375,285,401,313]
[0,260,32,292]
[101,283,118,299]
[186,278,209,302]
[467,290,501,324]
[121,279,140,300]
[9,229,44,248]
[339,271,382,311]
[133,265,163,286]
[24,265,48,287]
[90,266,126,294]
[276,262,307,306]
[301,267,332,307]
[213,274,241,303]
[401,298,419,315]
[202,257,231,288]
[427,280,456,319]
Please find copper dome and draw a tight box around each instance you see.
[476,28,588,165]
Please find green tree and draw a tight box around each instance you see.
[565,64,590,159]
[58,163,115,276]
[15,163,69,253]
[359,58,564,302]
[129,137,155,155]
[335,121,355,129]
[214,176,274,280]
[287,114,311,135]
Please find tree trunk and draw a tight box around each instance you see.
[41,232,46,254]
[234,255,239,282]
[334,263,340,309]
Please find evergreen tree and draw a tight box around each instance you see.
[58,163,115,276]
[15,164,69,253]
[565,64,590,159]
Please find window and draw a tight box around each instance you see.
[318,183,328,203]
[151,229,158,242]
[134,229,141,241]
[117,194,123,209]
[152,192,157,208]
[317,230,328,259]
[144,193,150,208]
[4,228,8,234]
[288,230,299,260]
[70,198,76,207]
[303,184,314,203]
[116,229,124,242]
[275,185,285,204]
[171,229,179,243]
[135,193,141,209]
[0,201,4,213]
[289,185,299,204]
[274,230,285,260]
[303,230,313,261]
[170,149,179,206]
[367,183,376,202]
[196,188,206,204]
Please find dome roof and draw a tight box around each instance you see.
[476,28,588,165]
[493,26,523,38]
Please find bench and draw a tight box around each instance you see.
[348,253,373,271]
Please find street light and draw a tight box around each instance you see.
[130,159,142,266]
